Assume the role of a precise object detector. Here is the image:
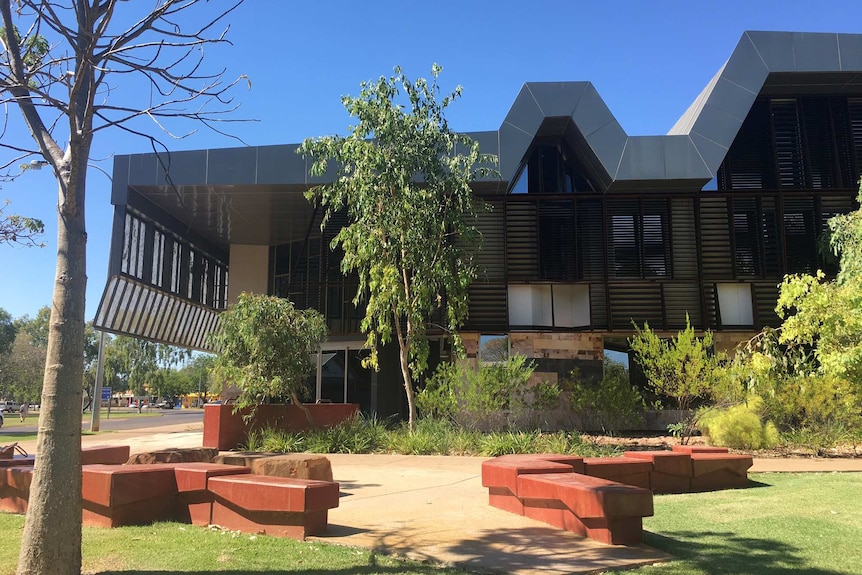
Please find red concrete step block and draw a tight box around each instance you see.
[208,474,340,539]
[623,451,692,494]
[583,457,652,490]
[81,463,181,527]
[81,445,131,465]
[481,454,584,515]
[0,466,33,514]
[518,472,653,545]
[173,463,251,526]
[672,445,729,455]
[690,453,753,491]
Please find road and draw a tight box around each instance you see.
[1,407,203,436]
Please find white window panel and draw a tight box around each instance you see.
[552,284,591,328]
[716,283,753,325]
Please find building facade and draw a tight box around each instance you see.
[96,31,862,417]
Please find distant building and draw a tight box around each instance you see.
[97,31,862,418]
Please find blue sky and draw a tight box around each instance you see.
[2,0,862,320]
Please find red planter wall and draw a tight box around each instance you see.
[203,403,360,450]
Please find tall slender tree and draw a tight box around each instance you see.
[300,65,497,429]
[0,2,246,574]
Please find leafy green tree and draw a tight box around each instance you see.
[210,293,327,423]
[0,307,14,355]
[630,317,725,412]
[1,3,245,572]
[2,331,45,402]
[14,305,50,348]
[629,317,727,442]
[300,65,497,429]
[180,353,217,401]
[776,185,862,385]
[0,199,43,247]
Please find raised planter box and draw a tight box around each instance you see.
[203,403,360,451]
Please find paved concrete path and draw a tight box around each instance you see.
[8,423,862,575]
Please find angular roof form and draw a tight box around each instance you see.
[112,30,862,249]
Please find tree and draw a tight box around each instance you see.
[299,65,497,429]
[210,293,327,422]
[0,307,14,355]
[629,317,727,442]
[0,3,245,573]
[776,185,862,384]
[0,199,43,246]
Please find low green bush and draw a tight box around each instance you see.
[698,400,779,450]
[416,355,560,431]
[566,359,644,433]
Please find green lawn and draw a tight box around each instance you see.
[0,472,858,575]
[0,515,468,575]
[635,472,862,575]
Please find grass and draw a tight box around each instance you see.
[1,473,859,575]
[0,515,469,575]
[630,472,862,575]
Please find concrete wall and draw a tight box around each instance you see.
[227,244,269,305]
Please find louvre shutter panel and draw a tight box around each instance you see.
[506,201,538,280]
[538,200,576,280]
[848,99,862,185]
[720,99,775,190]
[801,97,837,189]
[642,199,670,277]
[699,197,733,278]
[466,284,508,331]
[772,99,806,189]
[671,198,698,280]
[783,197,817,274]
[577,199,605,280]
[471,201,505,282]
[607,199,640,278]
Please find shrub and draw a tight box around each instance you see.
[566,359,644,433]
[698,400,779,450]
[416,355,560,431]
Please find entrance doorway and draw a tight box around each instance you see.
[311,342,375,414]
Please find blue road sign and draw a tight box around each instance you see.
[101,387,112,401]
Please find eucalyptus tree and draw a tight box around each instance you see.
[300,65,497,429]
[0,2,246,573]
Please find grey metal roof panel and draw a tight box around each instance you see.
[837,34,862,70]
[115,30,862,213]
[522,82,588,118]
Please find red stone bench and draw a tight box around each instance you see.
[81,463,181,527]
[208,474,340,539]
[0,466,33,513]
[690,453,753,491]
[173,463,251,525]
[583,457,652,490]
[672,445,729,455]
[623,451,692,494]
[81,445,131,465]
[481,454,584,515]
[517,472,654,545]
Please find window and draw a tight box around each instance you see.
[716,283,753,326]
[479,335,509,363]
[507,284,590,328]
[608,199,670,278]
[508,143,597,194]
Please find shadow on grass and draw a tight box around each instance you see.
[95,565,456,575]
[644,530,849,575]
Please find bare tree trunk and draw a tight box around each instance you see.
[397,336,418,431]
[290,391,315,428]
[17,168,86,575]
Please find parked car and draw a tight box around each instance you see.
[0,409,4,428]
[154,400,174,409]
[0,401,20,414]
